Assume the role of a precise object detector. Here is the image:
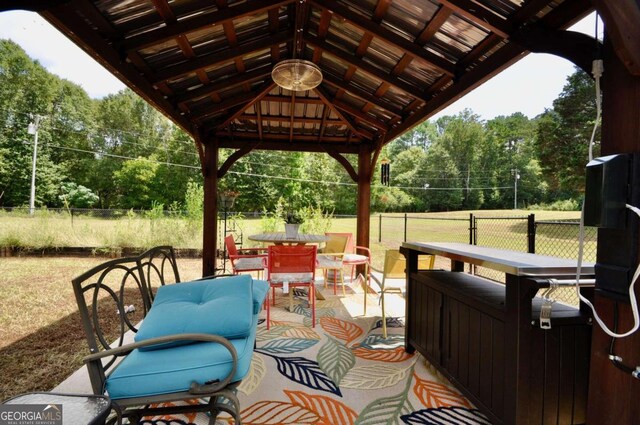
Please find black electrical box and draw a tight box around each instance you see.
[584,153,640,302]
[584,154,629,228]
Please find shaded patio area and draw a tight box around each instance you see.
[54,276,490,424]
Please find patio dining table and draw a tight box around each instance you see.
[248,232,328,245]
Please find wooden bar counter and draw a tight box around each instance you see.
[400,242,595,425]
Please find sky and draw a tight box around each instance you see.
[0,10,602,121]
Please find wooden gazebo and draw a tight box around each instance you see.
[3,1,640,423]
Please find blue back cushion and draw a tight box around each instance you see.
[135,275,253,350]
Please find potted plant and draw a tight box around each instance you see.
[284,211,303,238]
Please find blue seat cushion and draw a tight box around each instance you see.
[251,279,268,314]
[135,275,253,349]
[106,313,259,400]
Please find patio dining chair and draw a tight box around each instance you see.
[266,244,317,329]
[369,249,435,338]
[71,249,268,424]
[225,234,268,277]
[316,232,351,295]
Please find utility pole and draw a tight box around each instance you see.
[512,168,520,209]
[27,115,42,215]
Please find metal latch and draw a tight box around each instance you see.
[540,300,553,329]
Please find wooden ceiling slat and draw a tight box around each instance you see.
[174,68,272,105]
[310,0,455,77]
[150,0,175,22]
[323,73,403,117]
[318,9,332,38]
[153,30,292,83]
[306,33,428,101]
[318,106,330,141]
[438,0,512,38]
[417,5,453,45]
[122,0,295,52]
[355,33,374,57]
[333,99,388,131]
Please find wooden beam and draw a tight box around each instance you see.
[216,131,361,143]
[325,149,358,182]
[216,138,363,154]
[592,0,640,75]
[122,0,295,52]
[322,73,404,117]
[333,99,389,131]
[190,90,261,122]
[261,95,324,104]
[314,85,374,140]
[255,102,264,140]
[511,28,601,76]
[202,137,219,277]
[417,6,453,45]
[218,82,276,129]
[310,0,455,77]
[152,31,292,84]
[438,0,512,38]
[239,114,344,125]
[372,0,392,22]
[173,67,272,105]
[304,34,428,100]
[356,145,373,251]
[217,145,255,178]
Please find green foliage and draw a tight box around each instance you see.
[299,205,334,234]
[528,199,580,211]
[59,182,99,208]
[260,197,286,232]
[183,182,203,222]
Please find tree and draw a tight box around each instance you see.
[535,68,598,198]
[113,157,159,209]
[59,182,99,208]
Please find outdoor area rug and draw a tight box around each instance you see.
[141,282,491,425]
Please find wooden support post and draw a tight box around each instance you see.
[586,36,640,425]
[202,137,219,277]
[356,145,372,261]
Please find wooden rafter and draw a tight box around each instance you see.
[592,0,640,75]
[152,30,292,84]
[216,132,362,144]
[310,0,455,77]
[322,74,403,117]
[219,82,276,129]
[438,0,512,38]
[417,5,453,45]
[191,90,261,122]
[174,68,272,105]
[121,0,295,52]
[333,99,389,131]
[305,34,428,100]
[313,86,375,140]
[385,0,594,142]
[255,102,264,140]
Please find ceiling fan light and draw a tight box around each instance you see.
[272,59,323,91]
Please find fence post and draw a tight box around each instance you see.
[469,213,475,245]
[528,214,536,253]
[404,213,408,242]
[378,214,382,243]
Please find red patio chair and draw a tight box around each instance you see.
[225,235,267,277]
[266,245,317,329]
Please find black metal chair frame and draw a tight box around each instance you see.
[71,246,242,424]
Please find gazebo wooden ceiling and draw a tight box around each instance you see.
[24,0,593,156]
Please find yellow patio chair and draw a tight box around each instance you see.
[369,249,435,338]
[316,232,350,295]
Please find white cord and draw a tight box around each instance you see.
[574,59,640,338]
[576,203,640,338]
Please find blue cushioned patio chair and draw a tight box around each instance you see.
[72,247,268,424]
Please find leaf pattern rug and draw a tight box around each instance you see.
[141,283,492,425]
